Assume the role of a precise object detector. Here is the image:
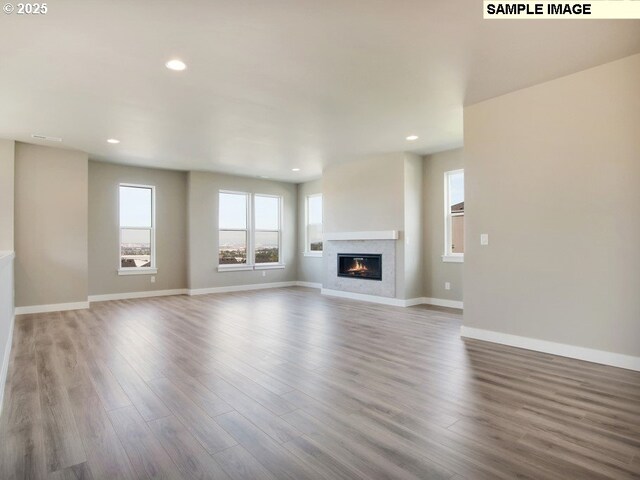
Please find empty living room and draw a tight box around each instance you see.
[1,2,639,479]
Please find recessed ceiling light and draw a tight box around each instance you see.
[107,138,120,144]
[406,135,419,141]
[291,168,300,172]
[165,59,187,71]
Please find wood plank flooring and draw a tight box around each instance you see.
[1,287,639,479]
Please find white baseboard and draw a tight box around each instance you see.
[295,281,322,289]
[89,289,188,303]
[320,289,462,309]
[402,297,426,307]
[321,288,409,307]
[0,314,15,418]
[188,281,298,296]
[421,297,464,309]
[15,301,90,315]
[460,326,640,372]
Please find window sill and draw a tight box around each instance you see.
[254,263,286,270]
[218,265,253,272]
[304,251,323,257]
[118,268,158,276]
[442,255,464,263]
[217,264,286,272]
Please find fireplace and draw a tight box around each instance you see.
[337,253,382,281]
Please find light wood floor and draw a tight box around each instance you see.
[1,287,639,479]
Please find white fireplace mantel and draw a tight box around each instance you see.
[323,230,399,241]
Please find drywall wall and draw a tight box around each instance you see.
[14,143,88,307]
[297,179,323,285]
[403,153,424,299]
[0,139,14,251]
[0,252,14,416]
[187,171,297,290]
[464,53,640,357]
[323,153,406,234]
[88,161,188,296]
[423,148,464,302]
[323,153,417,298]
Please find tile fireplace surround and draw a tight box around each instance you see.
[324,239,396,298]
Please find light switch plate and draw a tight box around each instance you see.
[480,234,489,245]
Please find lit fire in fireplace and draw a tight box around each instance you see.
[347,258,368,273]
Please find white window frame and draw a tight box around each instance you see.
[218,191,285,272]
[218,190,252,272]
[118,183,157,275]
[253,193,283,267]
[442,169,464,263]
[304,193,323,257]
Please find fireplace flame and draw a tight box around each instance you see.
[347,259,369,273]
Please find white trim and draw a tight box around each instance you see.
[295,281,322,289]
[88,289,188,302]
[217,264,286,272]
[324,231,399,241]
[305,193,323,255]
[321,288,407,307]
[442,255,464,263]
[118,268,158,276]
[460,326,640,372]
[254,193,283,265]
[188,281,298,296]
[320,288,464,309]
[218,191,284,269]
[0,251,15,262]
[218,264,253,272]
[119,183,156,271]
[402,297,426,307]
[254,263,286,270]
[422,297,464,309]
[320,290,463,309]
[15,301,90,315]
[0,313,14,417]
[444,169,464,257]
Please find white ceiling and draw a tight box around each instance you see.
[1,1,639,182]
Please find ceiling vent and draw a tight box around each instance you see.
[31,134,62,142]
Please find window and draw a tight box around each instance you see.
[119,184,156,274]
[218,192,249,265]
[254,195,281,264]
[218,191,283,270]
[305,194,323,255]
[444,170,464,262]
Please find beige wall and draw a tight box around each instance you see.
[323,154,406,296]
[297,179,323,285]
[0,139,14,251]
[0,252,14,412]
[403,153,424,299]
[464,54,640,357]
[423,148,464,302]
[14,143,88,307]
[188,171,298,290]
[88,161,188,296]
[323,154,406,234]
[323,153,426,299]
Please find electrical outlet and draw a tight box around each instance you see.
[150,276,156,283]
[262,271,266,277]
[445,282,451,290]
[480,233,489,245]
